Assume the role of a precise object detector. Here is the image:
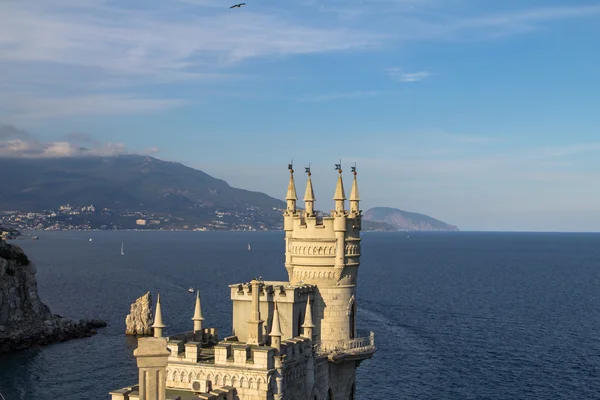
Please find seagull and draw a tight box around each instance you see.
[230,3,246,8]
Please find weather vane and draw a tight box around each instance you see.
[335,159,342,173]
[351,162,357,175]
[305,163,311,176]
[288,159,294,174]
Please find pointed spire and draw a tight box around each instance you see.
[153,293,166,338]
[285,167,298,201]
[304,169,315,202]
[302,297,315,329]
[350,166,359,202]
[269,302,284,337]
[333,169,346,201]
[303,165,315,217]
[302,297,315,340]
[192,290,204,332]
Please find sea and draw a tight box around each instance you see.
[1,231,600,400]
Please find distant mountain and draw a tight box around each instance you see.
[363,207,459,231]
[0,155,285,229]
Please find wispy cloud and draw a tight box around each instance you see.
[0,93,184,119]
[1,0,599,119]
[0,123,158,158]
[299,91,385,102]
[444,133,500,144]
[388,68,432,82]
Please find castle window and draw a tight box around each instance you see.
[349,302,356,339]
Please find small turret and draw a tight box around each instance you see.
[285,163,297,214]
[333,162,346,214]
[269,302,283,352]
[304,166,315,217]
[349,164,360,215]
[192,290,204,332]
[247,279,265,345]
[152,293,166,338]
[302,297,315,340]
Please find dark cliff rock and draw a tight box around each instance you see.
[0,240,106,354]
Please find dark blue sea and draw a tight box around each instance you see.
[1,231,600,399]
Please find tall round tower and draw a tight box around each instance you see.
[284,163,362,344]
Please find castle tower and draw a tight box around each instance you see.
[134,295,170,400]
[286,163,362,344]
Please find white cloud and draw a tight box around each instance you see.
[0,123,158,158]
[388,68,432,82]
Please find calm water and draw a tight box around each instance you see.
[1,231,600,399]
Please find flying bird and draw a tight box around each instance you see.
[230,3,246,8]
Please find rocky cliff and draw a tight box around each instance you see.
[0,240,106,354]
[125,291,154,335]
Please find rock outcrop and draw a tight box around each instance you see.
[125,291,154,335]
[0,240,106,354]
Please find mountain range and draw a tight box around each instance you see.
[0,155,458,231]
[362,207,459,231]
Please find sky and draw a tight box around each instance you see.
[1,0,600,232]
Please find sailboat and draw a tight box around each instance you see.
[120,242,124,256]
[247,243,251,251]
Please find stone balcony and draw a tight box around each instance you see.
[313,330,376,364]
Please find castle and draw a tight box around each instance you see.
[110,164,376,400]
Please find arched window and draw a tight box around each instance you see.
[326,388,333,400]
[297,312,303,337]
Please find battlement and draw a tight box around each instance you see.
[167,328,219,364]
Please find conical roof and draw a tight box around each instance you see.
[304,175,315,202]
[192,290,204,322]
[349,174,360,201]
[302,297,315,328]
[153,293,166,329]
[285,171,298,201]
[333,173,346,201]
[269,302,283,337]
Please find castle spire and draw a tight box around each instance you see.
[349,164,360,215]
[192,290,204,332]
[285,162,297,213]
[333,162,346,213]
[269,302,283,351]
[302,296,315,340]
[152,293,166,338]
[304,165,315,217]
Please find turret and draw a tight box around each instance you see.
[246,279,264,345]
[192,290,204,332]
[304,166,315,217]
[285,163,297,214]
[269,302,283,352]
[349,165,360,215]
[153,293,166,338]
[302,296,315,341]
[333,162,346,214]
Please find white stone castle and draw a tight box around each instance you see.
[110,164,376,400]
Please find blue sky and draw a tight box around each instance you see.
[1,0,600,231]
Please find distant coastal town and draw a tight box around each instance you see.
[0,203,284,232]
